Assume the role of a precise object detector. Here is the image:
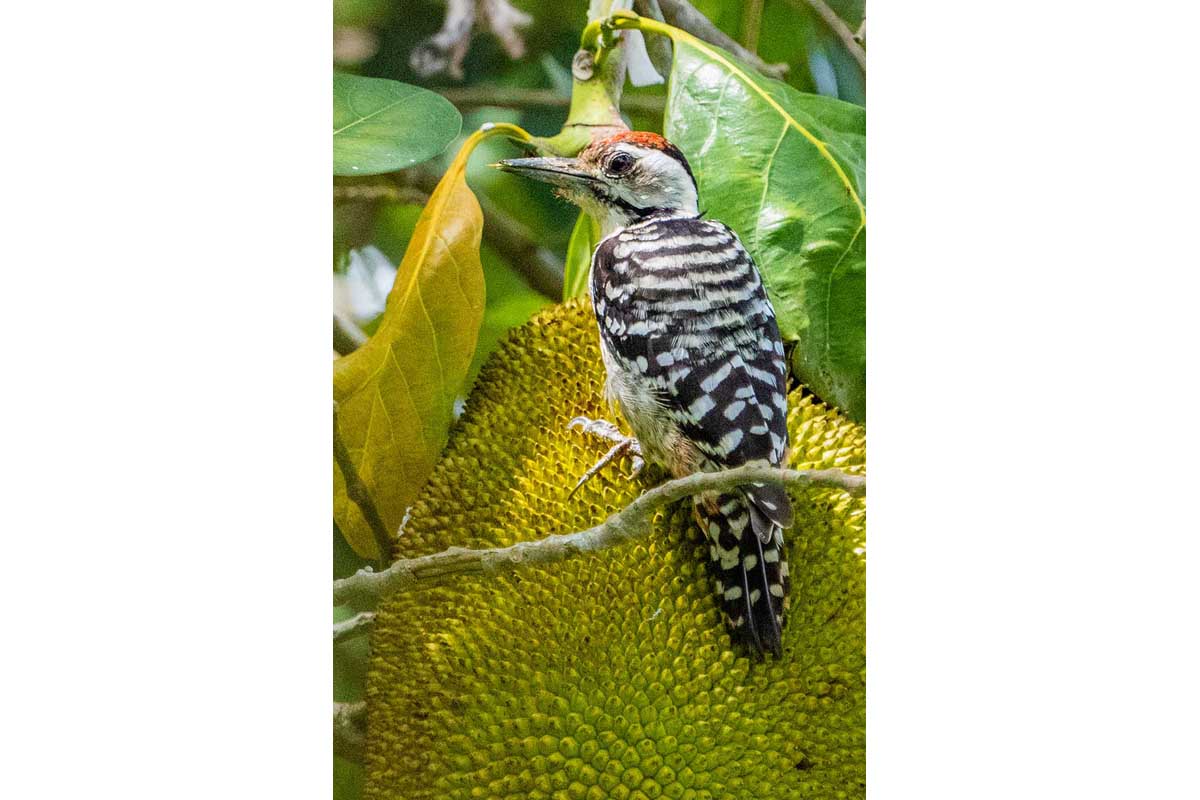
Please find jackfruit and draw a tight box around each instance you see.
[363,300,866,800]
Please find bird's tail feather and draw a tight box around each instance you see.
[698,491,791,657]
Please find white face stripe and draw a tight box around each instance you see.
[607,144,699,217]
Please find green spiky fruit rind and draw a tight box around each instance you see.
[363,301,866,800]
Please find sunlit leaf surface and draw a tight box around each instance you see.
[646,21,866,419]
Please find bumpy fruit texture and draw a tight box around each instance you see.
[363,301,866,800]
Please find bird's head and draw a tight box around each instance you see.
[494,131,699,236]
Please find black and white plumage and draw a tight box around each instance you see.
[496,131,793,656]
[591,213,793,655]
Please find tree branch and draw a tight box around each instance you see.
[333,611,376,644]
[333,464,864,609]
[333,701,366,762]
[787,0,866,72]
[437,87,664,115]
[332,183,429,205]
[655,0,788,80]
[333,403,393,566]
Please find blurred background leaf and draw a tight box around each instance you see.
[333,73,463,175]
[562,210,600,300]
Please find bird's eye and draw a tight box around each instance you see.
[606,152,636,176]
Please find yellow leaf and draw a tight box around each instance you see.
[334,124,530,559]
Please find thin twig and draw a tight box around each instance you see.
[333,611,376,645]
[786,0,866,72]
[333,403,393,566]
[437,87,665,115]
[655,0,788,79]
[333,701,366,762]
[333,183,429,205]
[333,464,864,609]
[333,313,368,356]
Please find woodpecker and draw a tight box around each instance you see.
[496,132,793,657]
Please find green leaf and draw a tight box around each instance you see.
[333,73,462,176]
[562,210,600,300]
[628,17,866,419]
[332,129,499,559]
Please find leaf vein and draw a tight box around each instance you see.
[333,90,411,137]
[413,268,449,412]
[387,344,434,457]
[751,123,790,254]
[673,33,865,225]
[821,223,865,361]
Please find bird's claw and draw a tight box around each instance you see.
[566,416,644,498]
[568,416,623,441]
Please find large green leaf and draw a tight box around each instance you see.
[333,73,462,176]
[608,16,866,419]
[561,209,600,300]
[333,125,527,558]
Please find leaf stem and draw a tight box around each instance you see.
[470,121,532,148]
[595,4,788,80]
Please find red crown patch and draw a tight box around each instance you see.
[598,131,674,151]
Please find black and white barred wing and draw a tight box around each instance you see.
[591,216,795,653]
[592,216,792,517]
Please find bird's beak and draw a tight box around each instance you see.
[492,157,597,190]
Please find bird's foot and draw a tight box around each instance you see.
[566,416,644,498]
